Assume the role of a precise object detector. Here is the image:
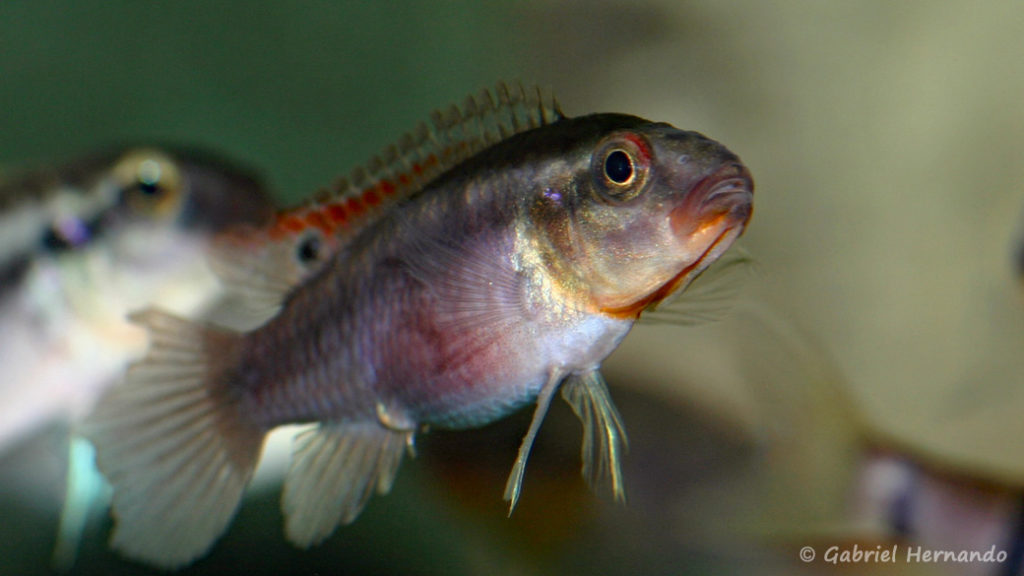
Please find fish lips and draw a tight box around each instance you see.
[671,162,753,240]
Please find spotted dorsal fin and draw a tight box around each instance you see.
[208,82,565,325]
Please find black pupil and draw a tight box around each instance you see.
[297,234,321,264]
[604,150,633,184]
[137,179,162,196]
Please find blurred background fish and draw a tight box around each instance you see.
[0,147,274,450]
[5,1,1024,575]
[0,146,275,570]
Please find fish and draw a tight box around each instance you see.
[84,83,754,569]
[0,146,276,569]
[0,146,275,449]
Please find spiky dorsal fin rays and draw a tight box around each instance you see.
[82,310,265,569]
[207,82,564,327]
[282,423,410,548]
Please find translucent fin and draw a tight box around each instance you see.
[642,245,755,326]
[52,437,109,572]
[402,226,528,336]
[282,422,410,548]
[206,223,327,326]
[205,82,563,319]
[82,309,265,569]
[504,370,563,513]
[560,371,628,502]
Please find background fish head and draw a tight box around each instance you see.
[101,147,272,261]
[81,148,275,313]
[528,114,753,317]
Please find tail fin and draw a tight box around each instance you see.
[82,309,265,569]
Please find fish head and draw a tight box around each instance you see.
[99,148,274,265]
[530,116,753,319]
[77,148,275,316]
[110,148,274,235]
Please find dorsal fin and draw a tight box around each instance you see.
[273,81,563,245]
[208,82,565,324]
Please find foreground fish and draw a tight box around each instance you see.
[85,84,754,568]
[0,146,274,449]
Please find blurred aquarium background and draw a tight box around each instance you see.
[4,1,1024,575]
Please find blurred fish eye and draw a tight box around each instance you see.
[42,216,92,251]
[113,150,184,218]
[296,231,322,265]
[592,133,650,201]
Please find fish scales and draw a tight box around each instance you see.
[236,163,623,429]
[208,83,562,310]
[85,83,754,568]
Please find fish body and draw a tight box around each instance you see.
[0,147,275,448]
[86,85,753,568]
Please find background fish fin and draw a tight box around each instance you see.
[560,371,628,502]
[52,436,109,572]
[282,422,409,548]
[641,244,755,326]
[206,224,325,327]
[82,309,265,569]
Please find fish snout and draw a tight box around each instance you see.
[670,162,753,240]
[698,162,753,225]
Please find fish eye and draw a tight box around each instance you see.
[296,232,322,266]
[134,162,164,197]
[604,150,634,185]
[114,150,184,218]
[592,133,651,201]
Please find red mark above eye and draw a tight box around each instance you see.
[280,215,306,233]
[305,210,332,234]
[621,133,652,167]
[269,213,306,239]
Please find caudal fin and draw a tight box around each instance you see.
[82,309,264,569]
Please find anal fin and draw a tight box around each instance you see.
[560,371,628,502]
[282,422,410,548]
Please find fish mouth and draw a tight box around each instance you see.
[600,219,744,319]
[600,163,753,320]
[691,162,754,227]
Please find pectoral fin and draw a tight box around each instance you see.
[561,371,628,502]
[282,423,410,548]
